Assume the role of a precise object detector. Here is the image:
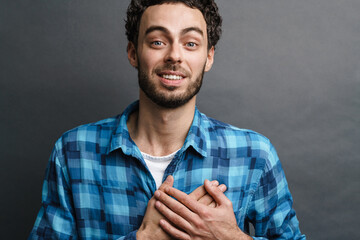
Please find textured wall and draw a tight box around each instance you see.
[1,0,359,239]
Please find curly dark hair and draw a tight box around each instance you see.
[125,0,222,50]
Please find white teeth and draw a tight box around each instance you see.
[162,74,183,80]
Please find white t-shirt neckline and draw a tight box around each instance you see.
[141,149,180,189]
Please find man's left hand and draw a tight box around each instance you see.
[154,179,252,240]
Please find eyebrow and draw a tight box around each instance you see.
[181,27,204,37]
[145,26,170,36]
[145,25,204,38]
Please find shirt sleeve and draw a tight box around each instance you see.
[28,145,78,239]
[28,145,138,240]
[246,144,306,240]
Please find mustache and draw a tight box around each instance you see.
[154,64,190,76]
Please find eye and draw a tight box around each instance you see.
[151,41,164,47]
[186,42,197,48]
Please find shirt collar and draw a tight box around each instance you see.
[108,101,207,158]
[107,101,139,156]
[181,106,208,157]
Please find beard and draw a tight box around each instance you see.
[138,63,205,109]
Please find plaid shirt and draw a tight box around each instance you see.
[29,101,305,239]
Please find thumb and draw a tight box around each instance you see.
[158,175,174,191]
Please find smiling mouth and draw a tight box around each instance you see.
[160,74,184,80]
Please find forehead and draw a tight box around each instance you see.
[139,3,207,36]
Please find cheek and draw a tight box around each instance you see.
[139,52,161,70]
[188,54,207,71]
[138,58,152,71]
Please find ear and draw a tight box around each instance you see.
[204,46,215,72]
[127,42,138,68]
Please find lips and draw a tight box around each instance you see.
[156,70,187,86]
[161,74,183,80]
[157,70,186,78]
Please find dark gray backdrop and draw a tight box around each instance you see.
[1,0,359,239]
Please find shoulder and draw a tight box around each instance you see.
[201,113,270,146]
[200,113,276,163]
[53,115,120,152]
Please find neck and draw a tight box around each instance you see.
[127,91,196,156]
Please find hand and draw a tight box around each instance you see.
[137,176,227,240]
[137,176,174,240]
[188,180,227,208]
[154,179,252,240]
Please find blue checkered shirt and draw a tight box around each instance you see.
[29,101,305,239]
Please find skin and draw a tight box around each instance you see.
[126,3,214,156]
[137,176,227,240]
[128,3,214,110]
[127,3,252,240]
[154,180,253,240]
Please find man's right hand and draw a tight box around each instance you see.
[136,176,227,240]
[137,176,175,240]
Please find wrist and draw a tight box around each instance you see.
[235,227,253,240]
[136,223,150,240]
[136,227,144,240]
[137,222,167,240]
[239,231,253,240]
[241,235,253,240]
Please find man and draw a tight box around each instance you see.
[29,0,306,239]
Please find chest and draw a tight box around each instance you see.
[67,149,264,237]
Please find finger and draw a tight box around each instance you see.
[204,179,229,206]
[208,201,216,208]
[159,219,190,240]
[155,200,193,232]
[198,193,215,206]
[198,183,227,206]
[158,175,174,191]
[189,180,219,201]
[154,189,198,223]
[162,187,205,215]
[218,183,227,192]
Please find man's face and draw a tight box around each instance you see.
[127,3,214,108]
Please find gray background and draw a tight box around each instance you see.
[1,0,359,239]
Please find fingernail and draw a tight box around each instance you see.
[212,180,219,186]
[155,200,161,208]
[219,184,227,191]
[165,175,171,182]
[154,190,160,198]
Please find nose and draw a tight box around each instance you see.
[165,43,183,64]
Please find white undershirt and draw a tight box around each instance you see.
[141,150,179,189]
